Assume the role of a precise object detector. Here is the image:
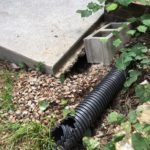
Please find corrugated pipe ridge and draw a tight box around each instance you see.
[52,67,127,150]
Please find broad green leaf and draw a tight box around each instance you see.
[83,137,100,150]
[76,10,92,17]
[115,55,130,70]
[102,134,125,150]
[107,112,124,124]
[141,59,150,63]
[137,25,148,33]
[132,133,149,150]
[87,2,101,12]
[121,121,131,133]
[135,84,150,102]
[128,111,137,124]
[60,99,68,106]
[38,100,49,111]
[138,0,150,5]
[102,141,115,150]
[141,46,148,53]
[106,3,118,12]
[143,124,150,134]
[124,70,141,88]
[115,0,132,6]
[134,123,144,132]
[113,39,122,47]
[113,134,125,143]
[127,30,136,36]
[141,14,150,26]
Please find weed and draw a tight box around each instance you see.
[18,63,27,70]
[0,70,16,111]
[0,119,56,150]
[83,136,100,150]
[35,62,45,73]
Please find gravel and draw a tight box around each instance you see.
[0,60,109,125]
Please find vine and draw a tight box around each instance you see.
[78,1,150,150]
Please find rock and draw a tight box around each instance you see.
[138,102,150,124]
[116,140,134,150]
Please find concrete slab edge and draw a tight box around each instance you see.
[0,46,53,74]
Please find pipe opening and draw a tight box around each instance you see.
[52,117,76,145]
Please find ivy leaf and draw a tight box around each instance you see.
[141,46,148,53]
[128,110,137,124]
[76,10,92,17]
[38,100,49,111]
[102,134,125,150]
[137,25,148,33]
[134,123,144,132]
[107,112,124,124]
[83,137,100,150]
[124,70,141,88]
[127,30,136,36]
[106,3,118,12]
[115,0,132,6]
[87,2,101,12]
[121,121,131,134]
[141,14,150,26]
[132,133,149,150]
[113,39,122,47]
[60,99,68,106]
[102,142,115,150]
[135,84,150,102]
[115,55,130,70]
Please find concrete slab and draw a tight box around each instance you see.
[0,0,104,75]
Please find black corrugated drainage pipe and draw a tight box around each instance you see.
[52,67,127,150]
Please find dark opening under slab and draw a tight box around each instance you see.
[105,23,122,29]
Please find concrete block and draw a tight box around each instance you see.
[100,22,131,45]
[84,22,131,65]
[84,30,115,65]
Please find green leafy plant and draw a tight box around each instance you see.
[127,110,137,124]
[35,62,45,73]
[132,133,149,150]
[0,121,56,150]
[60,99,68,106]
[113,38,122,47]
[38,100,49,111]
[83,137,100,150]
[124,70,141,88]
[18,63,27,70]
[107,111,124,124]
[0,70,16,111]
[63,107,76,117]
[102,134,125,150]
[135,84,150,103]
[106,3,118,12]
[59,73,65,83]
[77,1,150,150]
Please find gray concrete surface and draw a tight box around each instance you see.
[0,0,104,75]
